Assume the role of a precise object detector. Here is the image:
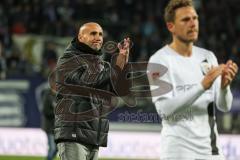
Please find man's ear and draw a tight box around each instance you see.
[166,22,175,34]
[78,33,83,42]
[78,34,81,40]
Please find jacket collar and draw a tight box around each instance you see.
[71,37,102,55]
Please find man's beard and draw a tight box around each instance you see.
[176,35,198,44]
[90,45,101,51]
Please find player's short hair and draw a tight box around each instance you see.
[164,0,194,23]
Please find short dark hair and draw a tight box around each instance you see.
[164,0,194,23]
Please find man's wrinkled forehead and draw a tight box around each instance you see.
[79,23,103,35]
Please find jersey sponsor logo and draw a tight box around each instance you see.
[176,84,197,92]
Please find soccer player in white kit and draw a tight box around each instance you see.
[147,0,239,160]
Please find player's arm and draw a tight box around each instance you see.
[208,52,238,112]
[154,66,223,117]
[155,83,204,116]
[109,38,131,96]
[115,38,130,70]
[216,60,238,112]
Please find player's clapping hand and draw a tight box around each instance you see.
[116,37,131,69]
[202,65,224,90]
[118,37,130,57]
[221,60,239,89]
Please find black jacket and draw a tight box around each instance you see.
[54,38,118,147]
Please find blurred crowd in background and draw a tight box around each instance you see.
[0,0,239,133]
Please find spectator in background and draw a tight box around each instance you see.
[42,41,58,77]
[38,46,58,159]
[0,42,6,79]
[38,51,58,160]
[40,85,58,160]
[38,44,58,159]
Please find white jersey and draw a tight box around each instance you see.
[147,45,233,160]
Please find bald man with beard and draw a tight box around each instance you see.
[54,22,131,160]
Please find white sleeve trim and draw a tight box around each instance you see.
[216,85,233,112]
